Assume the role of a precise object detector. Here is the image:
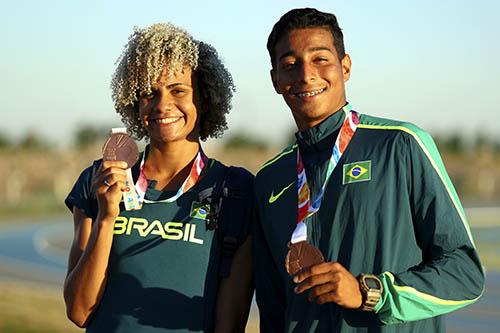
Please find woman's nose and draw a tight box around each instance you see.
[153,89,173,112]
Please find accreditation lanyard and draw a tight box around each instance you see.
[134,148,207,206]
[292,105,360,244]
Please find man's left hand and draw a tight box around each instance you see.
[293,262,362,309]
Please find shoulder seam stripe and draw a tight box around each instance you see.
[258,144,297,172]
[384,272,480,305]
[357,124,475,248]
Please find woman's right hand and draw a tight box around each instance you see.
[92,160,128,220]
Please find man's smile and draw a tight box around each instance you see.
[293,87,326,98]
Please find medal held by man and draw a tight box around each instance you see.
[285,241,325,276]
[285,108,359,276]
[284,161,325,276]
[102,128,141,210]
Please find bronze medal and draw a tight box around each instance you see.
[102,132,139,168]
[285,241,325,276]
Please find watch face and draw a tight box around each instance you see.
[366,277,381,289]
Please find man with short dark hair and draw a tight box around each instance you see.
[253,7,484,332]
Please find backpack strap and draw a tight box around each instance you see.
[198,166,254,278]
[217,166,254,277]
[200,166,228,231]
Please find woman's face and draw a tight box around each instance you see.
[138,67,200,145]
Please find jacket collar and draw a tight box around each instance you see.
[295,105,347,153]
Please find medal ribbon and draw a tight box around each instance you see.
[134,148,207,206]
[292,105,360,244]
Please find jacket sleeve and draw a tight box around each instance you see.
[253,198,287,332]
[374,127,485,324]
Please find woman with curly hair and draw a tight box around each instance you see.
[63,23,254,333]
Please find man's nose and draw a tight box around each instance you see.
[297,62,317,83]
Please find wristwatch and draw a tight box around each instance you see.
[358,273,383,312]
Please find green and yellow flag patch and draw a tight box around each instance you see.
[190,201,210,220]
[343,160,371,184]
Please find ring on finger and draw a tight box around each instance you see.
[103,179,111,187]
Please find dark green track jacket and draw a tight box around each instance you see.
[253,107,484,332]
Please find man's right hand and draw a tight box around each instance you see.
[293,261,363,309]
[92,160,128,220]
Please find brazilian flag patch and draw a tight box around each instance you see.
[343,160,371,184]
[190,201,210,220]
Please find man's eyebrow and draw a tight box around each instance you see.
[309,46,333,53]
[277,47,334,61]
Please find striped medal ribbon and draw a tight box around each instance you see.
[134,148,207,206]
[291,105,360,244]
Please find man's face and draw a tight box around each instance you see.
[271,27,351,131]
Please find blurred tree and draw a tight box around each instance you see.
[285,129,298,147]
[223,133,269,150]
[18,133,49,151]
[434,133,465,154]
[0,133,11,149]
[493,140,500,155]
[473,133,489,152]
[74,125,109,148]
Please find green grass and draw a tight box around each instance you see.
[0,194,66,223]
[0,283,82,333]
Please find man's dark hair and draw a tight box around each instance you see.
[267,8,345,67]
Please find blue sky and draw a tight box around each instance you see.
[2,0,499,146]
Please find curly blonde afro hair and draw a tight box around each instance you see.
[111,23,235,141]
